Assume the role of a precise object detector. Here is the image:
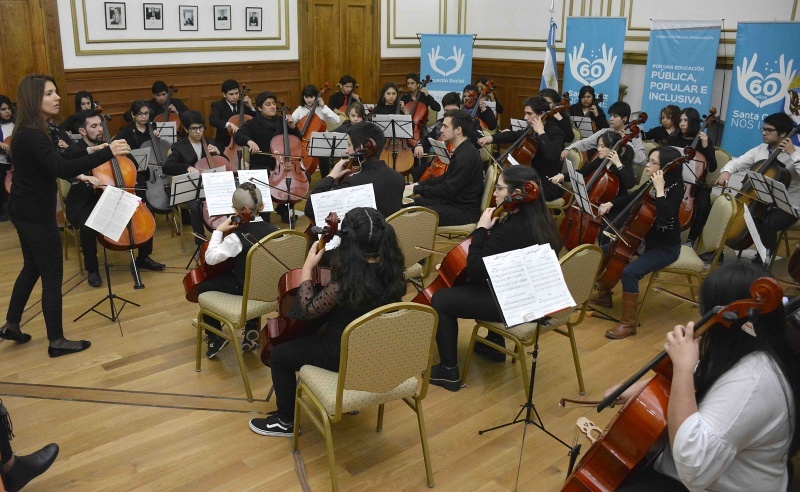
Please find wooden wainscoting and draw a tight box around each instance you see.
[61,61,301,138]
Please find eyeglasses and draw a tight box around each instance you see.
[495,185,510,191]
[761,127,777,134]
[188,126,205,132]
[137,112,150,116]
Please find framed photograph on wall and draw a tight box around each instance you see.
[179,5,198,31]
[245,7,262,31]
[143,3,163,30]
[214,5,231,30]
[105,2,126,30]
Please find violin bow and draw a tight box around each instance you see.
[548,181,631,247]
[247,176,308,201]
[241,232,292,272]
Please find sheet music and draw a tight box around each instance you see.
[154,122,178,145]
[712,171,746,198]
[572,116,594,138]
[170,171,201,206]
[237,170,275,212]
[311,184,377,250]
[483,244,576,327]
[202,171,237,216]
[129,149,150,171]
[428,138,451,165]
[309,132,349,158]
[371,114,414,139]
[743,206,769,263]
[85,186,142,241]
[485,101,497,115]
[566,157,593,217]
[510,119,527,132]
[747,171,800,218]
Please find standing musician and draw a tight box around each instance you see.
[0,94,15,222]
[163,110,225,244]
[405,109,484,226]
[304,121,404,221]
[562,101,647,167]
[198,183,277,358]
[59,90,94,134]
[428,166,561,391]
[208,79,256,154]
[477,96,566,202]
[591,146,684,340]
[66,109,164,288]
[0,74,128,357]
[372,82,404,115]
[539,88,575,143]
[234,90,302,224]
[327,75,360,120]
[667,107,717,248]
[609,263,800,491]
[248,207,406,437]
[644,104,680,145]
[715,112,800,259]
[476,77,503,116]
[148,80,189,123]
[567,85,608,130]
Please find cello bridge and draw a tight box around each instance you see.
[576,417,602,444]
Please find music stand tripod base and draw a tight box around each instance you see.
[74,247,140,329]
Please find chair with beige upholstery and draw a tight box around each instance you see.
[637,193,737,316]
[572,127,583,145]
[707,147,732,204]
[195,229,308,401]
[547,154,579,227]
[57,178,83,273]
[461,244,603,398]
[386,206,439,289]
[437,161,499,240]
[292,302,438,491]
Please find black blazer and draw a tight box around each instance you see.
[163,137,222,176]
[209,98,257,151]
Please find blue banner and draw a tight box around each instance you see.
[563,17,626,111]
[721,22,800,156]
[420,34,474,103]
[640,20,721,132]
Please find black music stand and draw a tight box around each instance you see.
[372,114,413,172]
[308,132,349,161]
[171,171,205,267]
[745,171,800,265]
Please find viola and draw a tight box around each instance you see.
[335,137,378,184]
[152,85,183,134]
[298,82,332,175]
[499,92,569,169]
[405,74,432,148]
[141,121,172,213]
[223,84,252,167]
[268,101,309,205]
[260,212,339,366]
[563,276,783,491]
[677,108,718,231]
[725,125,800,251]
[183,209,252,303]
[412,180,540,306]
[595,149,695,292]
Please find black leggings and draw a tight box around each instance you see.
[6,218,65,340]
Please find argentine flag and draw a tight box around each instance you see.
[540,19,558,91]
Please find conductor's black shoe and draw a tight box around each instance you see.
[0,213,8,222]
[87,270,102,287]
[0,326,31,344]
[1,443,59,492]
[48,340,91,358]
[429,363,461,392]
[136,256,165,271]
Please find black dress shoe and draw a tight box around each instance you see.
[136,256,165,271]
[0,327,31,344]
[2,443,59,492]
[0,213,8,222]
[48,340,91,358]
[87,270,102,287]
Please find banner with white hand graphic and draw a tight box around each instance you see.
[563,17,626,110]
[420,34,473,104]
[640,20,721,132]
[721,22,800,156]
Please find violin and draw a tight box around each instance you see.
[562,277,783,491]
[678,108,718,231]
[223,84,252,167]
[260,212,339,366]
[595,149,695,292]
[298,82,332,175]
[268,101,309,205]
[725,125,800,251]
[335,137,378,184]
[141,121,172,213]
[152,85,183,134]
[412,180,540,306]
[183,209,252,303]
[498,92,569,169]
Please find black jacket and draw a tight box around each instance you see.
[147,97,189,122]
[209,98,257,151]
[233,114,302,171]
[163,137,222,176]
[413,140,483,212]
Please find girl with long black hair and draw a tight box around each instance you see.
[0,94,15,221]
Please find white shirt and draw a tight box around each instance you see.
[566,127,647,167]
[655,352,793,491]
[0,121,13,165]
[721,143,800,206]
[203,217,264,265]
[291,105,339,125]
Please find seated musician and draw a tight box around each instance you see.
[147,80,189,123]
[162,110,224,246]
[567,85,608,131]
[643,104,680,145]
[59,90,93,134]
[591,146,684,339]
[477,96,566,202]
[0,94,14,222]
[305,121,404,221]
[610,263,800,491]
[715,112,800,260]
[562,101,647,167]
[234,90,302,224]
[402,73,441,116]
[476,77,503,116]
[539,88,574,143]
[372,82,403,115]
[405,109,484,226]
[428,166,561,391]
[248,207,406,437]
[114,100,163,213]
[327,75,360,120]
[198,183,277,358]
[461,84,497,132]
[330,100,365,136]
[667,107,717,249]
[209,79,256,154]
[292,84,341,178]
[64,110,164,288]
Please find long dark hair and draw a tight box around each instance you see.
[651,145,683,185]
[500,166,561,252]
[697,263,800,455]
[377,82,399,106]
[74,91,94,113]
[680,107,702,137]
[300,84,318,106]
[0,95,14,123]
[14,74,56,139]
[331,207,406,310]
[123,100,150,123]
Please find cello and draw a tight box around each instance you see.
[412,180,540,306]
[562,277,783,491]
[153,85,183,135]
[268,101,309,208]
[380,90,416,176]
[405,74,432,148]
[498,92,570,169]
[260,212,338,366]
[140,121,172,213]
[464,80,495,131]
[677,108,717,231]
[223,84,252,167]
[297,82,332,175]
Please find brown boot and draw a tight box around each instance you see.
[605,292,638,339]
[590,285,613,308]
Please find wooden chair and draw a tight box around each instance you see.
[386,206,439,290]
[461,244,604,398]
[292,302,438,491]
[437,162,498,241]
[195,229,308,401]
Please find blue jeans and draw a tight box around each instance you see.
[602,243,681,294]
